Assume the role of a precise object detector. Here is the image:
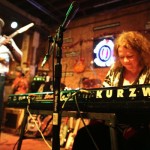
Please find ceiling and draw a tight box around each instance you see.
[0,0,148,34]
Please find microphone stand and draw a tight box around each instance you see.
[51,2,79,150]
[52,25,64,150]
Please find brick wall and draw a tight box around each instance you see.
[51,1,150,89]
[21,1,150,89]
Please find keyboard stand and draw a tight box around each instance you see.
[17,108,28,150]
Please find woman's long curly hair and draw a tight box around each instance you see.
[113,31,150,70]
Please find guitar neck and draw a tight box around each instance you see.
[64,118,81,149]
[9,31,19,39]
[3,23,34,40]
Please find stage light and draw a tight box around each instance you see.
[11,21,18,29]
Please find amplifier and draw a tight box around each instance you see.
[3,107,24,134]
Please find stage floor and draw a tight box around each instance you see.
[0,132,64,150]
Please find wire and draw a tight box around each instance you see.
[61,89,100,150]
[12,95,52,150]
[61,91,76,110]
[13,139,19,150]
[26,106,52,149]
[74,94,100,150]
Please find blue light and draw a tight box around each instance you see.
[93,38,115,67]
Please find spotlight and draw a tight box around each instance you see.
[11,21,18,29]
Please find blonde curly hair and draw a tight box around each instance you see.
[113,31,150,69]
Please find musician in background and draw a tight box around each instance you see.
[72,31,150,150]
[11,66,29,94]
[0,18,22,133]
[80,77,102,89]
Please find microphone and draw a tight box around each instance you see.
[41,42,54,67]
[61,1,79,29]
[41,54,49,67]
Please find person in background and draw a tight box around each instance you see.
[0,18,22,133]
[11,67,29,94]
[80,77,102,89]
[72,31,150,150]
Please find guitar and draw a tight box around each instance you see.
[65,118,81,150]
[35,115,53,137]
[60,117,69,147]
[73,40,85,73]
[26,114,42,135]
[0,23,34,45]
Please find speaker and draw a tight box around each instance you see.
[3,107,24,134]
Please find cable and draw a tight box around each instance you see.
[73,94,100,150]
[61,89,100,150]
[26,106,52,149]
[12,94,52,150]
[13,139,19,150]
[61,90,77,110]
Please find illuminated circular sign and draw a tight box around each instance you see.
[94,38,114,67]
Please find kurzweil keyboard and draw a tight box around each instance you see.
[7,84,150,113]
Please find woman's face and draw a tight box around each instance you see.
[118,46,141,72]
